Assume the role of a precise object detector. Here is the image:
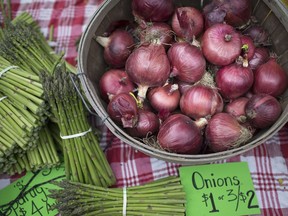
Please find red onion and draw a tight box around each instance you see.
[248,47,270,70]
[203,4,226,29]
[132,0,174,22]
[216,62,254,99]
[107,93,138,128]
[96,29,134,68]
[168,42,206,83]
[99,69,136,102]
[224,97,249,122]
[205,113,252,152]
[253,58,288,97]
[203,0,252,28]
[245,94,282,129]
[240,35,255,60]
[147,83,180,113]
[103,20,133,37]
[171,7,204,41]
[217,0,252,27]
[126,110,160,138]
[241,121,257,136]
[174,79,193,95]
[180,84,223,120]
[157,114,206,154]
[139,22,173,47]
[201,23,242,66]
[125,43,170,101]
[243,25,270,45]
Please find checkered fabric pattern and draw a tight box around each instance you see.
[0,1,288,216]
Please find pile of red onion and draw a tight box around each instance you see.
[95,0,288,155]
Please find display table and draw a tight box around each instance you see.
[0,1,287,215]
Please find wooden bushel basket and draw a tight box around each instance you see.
[77,0,288,165]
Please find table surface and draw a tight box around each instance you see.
[0,1,287,216]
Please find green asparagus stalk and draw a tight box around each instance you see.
[0,12,76,74]
[6,125,60,175]
[50,176,186,216]
[41,62,116,187]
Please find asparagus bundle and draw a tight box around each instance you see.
[0,56,49,116]
[50,176,186,216]
[6,125,61,175]
[41,62,116,187]
[0,12,76,74]
[0,55,50,172]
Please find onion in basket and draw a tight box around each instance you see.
[205,113,253,152]
[99,69,136,102]
[96,29,135,68]
[157,114,207,154]
[201,23,242,66]
[132,0,174,22]
[245,94,282,129]
[125,43,170,101]
[215,60,254,99]
[126,109,160,138]
[171,6,204,41]
[180,84,223,120]
[107,92,139,128]
[168,41,206,83]
[252,58,288,97]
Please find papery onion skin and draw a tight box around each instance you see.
[126,110,160,138]
[216,0,252,27]
[243,25,270,45]
[157,114,203,154]
[139,22,173,47]
[253,58,288,97]
[97,29,135,68]
[203,0,252,28]
[205,113,252,152]
[203,4,226,29]
[216,63,254,99]
[171,7,204,41]
[240,35,256,60]
[168,42,206,83]
[201,23,242,66]
[99,69,136,102]
[180,84,223,120]
[175,79,193,95]
[132,0,174,22]
[147,83,180,112]
[125,43,171,100]
[245,94,282,129]
[107,93,138,128]
[225,97,249,122]
[248,47,270,70]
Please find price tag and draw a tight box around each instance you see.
[179,162,261,216]
[0,165,65,216]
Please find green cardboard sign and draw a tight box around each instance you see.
[0,165,65,216]
[179,162,261,216]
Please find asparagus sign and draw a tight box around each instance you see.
[179,162,260,216]
[0,165,65,216]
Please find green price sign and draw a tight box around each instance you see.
[0,165,65,216]
[179,162,261,216]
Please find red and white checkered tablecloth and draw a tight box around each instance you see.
[0,1,288,216]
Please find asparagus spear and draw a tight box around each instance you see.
[50,176,186,216]
[0,12,76,74]
[6,125,60,175]
[41,62,116,187]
